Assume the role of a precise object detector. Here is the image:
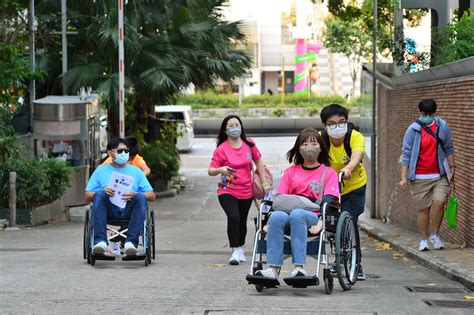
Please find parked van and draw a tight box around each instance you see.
[154,105,195,151]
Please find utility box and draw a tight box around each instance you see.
[33,95,102,206]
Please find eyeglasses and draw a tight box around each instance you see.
[116,149,130,154]
[326,122,347,130]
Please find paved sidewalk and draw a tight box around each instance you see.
[359,212,474,291]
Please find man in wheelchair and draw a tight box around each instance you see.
[256,128,339,281]
[85,137,155,256]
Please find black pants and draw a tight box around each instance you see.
[218,194,253,248]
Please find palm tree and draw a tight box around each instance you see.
[35,0,251,136]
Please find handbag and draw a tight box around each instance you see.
[253,164,274,200]
[272,165,328,213]
[444,180,458,229]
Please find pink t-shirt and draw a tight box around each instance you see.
[210,139,262,199]
[277,164,339,202]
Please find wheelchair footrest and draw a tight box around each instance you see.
[122,253,146,261]
[283,275,319,288]
[246,274,280,287]
[92,254,116,261]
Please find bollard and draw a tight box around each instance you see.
[9,172,17,227]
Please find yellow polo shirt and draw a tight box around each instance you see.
[326,130,367,195]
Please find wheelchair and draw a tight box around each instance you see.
[83,206,155,267]
[246,173,360,294]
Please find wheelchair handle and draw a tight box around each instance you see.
[338,171,345,194]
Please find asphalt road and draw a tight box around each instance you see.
[0,137,470,314]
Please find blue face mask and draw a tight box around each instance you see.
[420,115,435,125]
[227,126,242,138]
[114,152,129,165]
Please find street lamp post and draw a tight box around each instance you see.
[371,0,377,219]
[61,0,67,95]
[29,0,36,130]
[118,0,125,138]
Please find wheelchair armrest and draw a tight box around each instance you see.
[321,200,341,210]
[262,200,273,206]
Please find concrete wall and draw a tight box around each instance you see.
[193,116,360,135]
[376,70,474,246]
[31,198,68,225]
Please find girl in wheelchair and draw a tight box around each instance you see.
[256,128,339,280]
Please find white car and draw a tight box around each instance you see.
[154,105,195,151]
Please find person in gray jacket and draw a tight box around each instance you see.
[399,99,455,251]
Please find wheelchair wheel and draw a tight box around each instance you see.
[151,210,155,261]
[335,211,359,291]
[83,210,91,264]
[145,209,155,266]
[255,284,264,292]
[324,269,334,294]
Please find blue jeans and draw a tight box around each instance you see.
[92,190,147,247]
[267,209,319,267]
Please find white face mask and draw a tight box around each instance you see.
[327,123,347,139]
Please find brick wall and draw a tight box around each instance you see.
[376,76,474,247]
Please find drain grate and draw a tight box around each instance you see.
[405,286,471,293]
[424,300,474,309]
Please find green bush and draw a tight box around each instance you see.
[141,141,180,183]
[272,108,285,117]
[177,92,349,109]
[41,158,73,202]
[432,10,474,66]
[0,158,73,209]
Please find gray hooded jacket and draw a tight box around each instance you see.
[401,117,454,181]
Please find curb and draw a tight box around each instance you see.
[155,188,178,199]
[358,221,474,291]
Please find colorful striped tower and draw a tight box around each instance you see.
[293,0,322,95]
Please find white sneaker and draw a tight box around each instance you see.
[256,268,278,279]
[229,250,240,265]
[124,242,137,256]
[108,241,121,257]
[291,266,307,277]
[429,234,445,249]
[238,247,246,262]
[93,241,108,255]
[419,239,429,251]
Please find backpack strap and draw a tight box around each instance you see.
[343,128,352,158]
[415,119,445,149]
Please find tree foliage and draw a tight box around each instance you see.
[324,16,371,97]
[432,10,474,66]
[25,0,252,136]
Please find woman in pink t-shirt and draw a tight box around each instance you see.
[257,128,339,280]
[208,115,270,265]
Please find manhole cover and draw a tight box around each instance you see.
[405,286,470,293]
[424,300,474,309]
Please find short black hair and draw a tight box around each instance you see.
[320,104,348,124]
[125,136,139,156]
[418,99,437,114]
[107,137,128,151]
